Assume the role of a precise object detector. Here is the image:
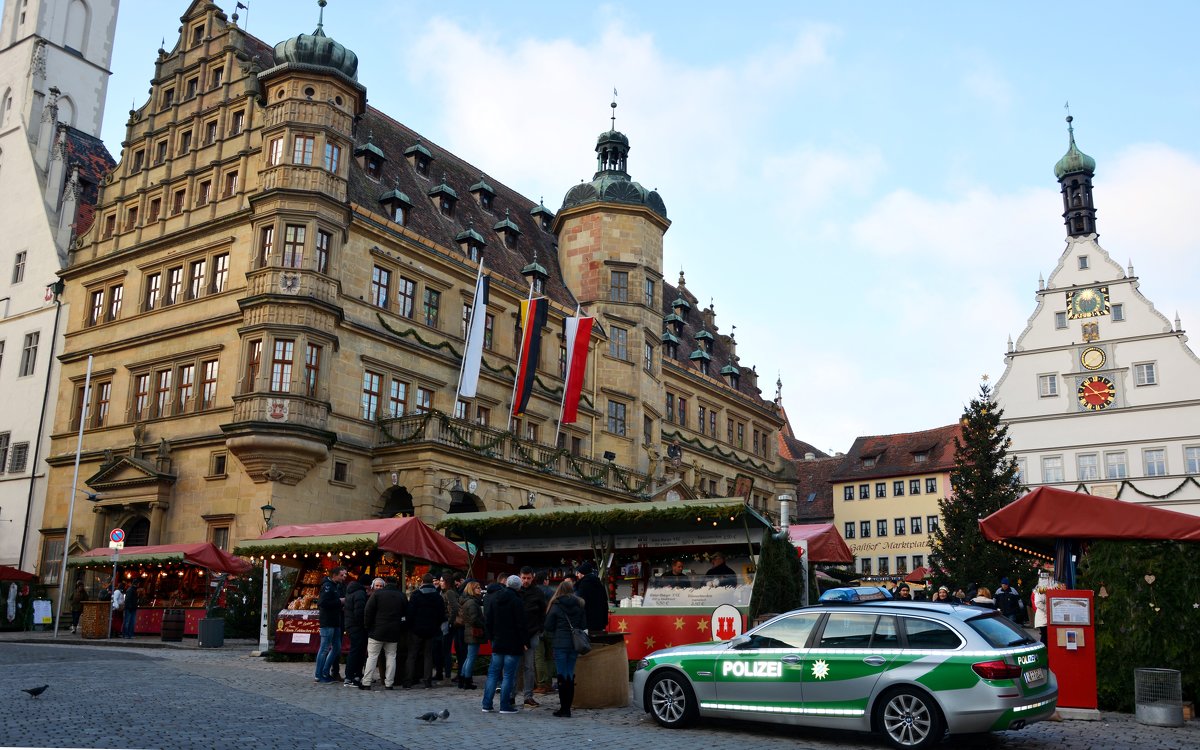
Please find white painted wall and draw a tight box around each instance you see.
[996,234,1200,515]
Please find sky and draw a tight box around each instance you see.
[99,1,1200,455]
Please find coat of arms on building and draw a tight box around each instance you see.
[267,400,290,421]
[1081,322,1099,342]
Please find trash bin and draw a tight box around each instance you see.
[1135,668,1184,727]
[161,609,185,642]
[197,617,224,648]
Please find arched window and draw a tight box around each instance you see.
[64,0,90,54]
[378,486,414,517]
[125,515,151,547]
[58,96,76,128]
[1,88,12,127]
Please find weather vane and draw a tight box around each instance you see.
[611,87,618,130]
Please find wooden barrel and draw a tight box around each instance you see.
[161,608,185,642]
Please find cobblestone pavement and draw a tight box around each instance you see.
[1,633,1197,750]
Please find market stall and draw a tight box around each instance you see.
[67,543,251,637]
[234,517,468,654]
[1,565,37,632]
[437,498,776,663]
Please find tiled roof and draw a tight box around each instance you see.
[347,107,577,310]
[792,455,840,523]
[781,434,830,461]
[660,279,769,404]
[62,126,115,236]
[830,423,961,482]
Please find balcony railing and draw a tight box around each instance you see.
[378,410,652,496]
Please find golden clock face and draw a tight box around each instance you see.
[1080,347,1106,370]
[1067,287,1110,319]
[1078,375,1116,411]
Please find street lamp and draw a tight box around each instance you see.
[256,502,276,656]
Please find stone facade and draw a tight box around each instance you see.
[34,2,791,592]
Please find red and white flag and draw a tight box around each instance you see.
[560,315,593,424]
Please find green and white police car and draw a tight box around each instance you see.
[632,588,1057,749]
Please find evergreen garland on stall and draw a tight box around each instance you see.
[748,529,804,622]
[1078,540,1200,711]
[928,382,1038,592]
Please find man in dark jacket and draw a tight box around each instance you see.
[359,578,406,690]
[482,575,527,713]
[314,566,347,683]
[121,581,140,639]
[994,578,1024,624]
[342,578,369,687]
[574,562,608,633]
[406,573,446,688]
[518,566,548,707]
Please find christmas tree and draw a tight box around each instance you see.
[928,380,1035,593]
[749,528,804,621]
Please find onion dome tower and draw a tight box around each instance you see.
[1054,115,1098,238]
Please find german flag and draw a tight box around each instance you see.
[512,297,549,417]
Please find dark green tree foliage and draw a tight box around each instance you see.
[749,529,804,621]
[928,383,1036,591]
[1079,540,1200,710]
[223,566,296,639]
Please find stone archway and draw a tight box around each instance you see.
[378,486,415,518]
[125,515,151,547]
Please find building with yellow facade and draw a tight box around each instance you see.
[35,2,792,592]
[829,424,959,579]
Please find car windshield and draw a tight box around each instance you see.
[966,612,1037,647]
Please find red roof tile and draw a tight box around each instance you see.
[830,423,961,482]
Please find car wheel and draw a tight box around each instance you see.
[647,671,699,728]
[875,687,945,749]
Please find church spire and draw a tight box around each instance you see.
[1054,114,1098,238]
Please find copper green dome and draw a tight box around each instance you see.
[272,2,358,82]
[560,128,667,220]
[1053,116,1095,180]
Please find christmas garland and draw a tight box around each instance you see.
[376,409,650,494]
[233,538,376,558]
[437,502,747,538]
[661,429,785,477]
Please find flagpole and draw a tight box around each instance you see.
[454,259,485,412]
[554,304,582,448]
[507,278,535,433]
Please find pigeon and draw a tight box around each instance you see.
[23,685,49,698]
[415,709,450,722]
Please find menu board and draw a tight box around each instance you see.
[1048,596,1091,625]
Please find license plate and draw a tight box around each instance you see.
[1022,668,1046,686]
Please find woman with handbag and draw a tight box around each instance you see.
[543,579,587,717]
[458,581,485,689]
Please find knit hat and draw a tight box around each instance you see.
[577,561,595,575]
[506,575,522,589]
[1000,577,1010,585]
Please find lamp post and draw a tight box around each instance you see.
[256,502,275,655]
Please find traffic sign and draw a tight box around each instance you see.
[109,528,125,543]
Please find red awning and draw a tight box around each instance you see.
[257,517,468,568]
[979,486,1200,554]
[788,523,855,564]
[0,564,37,582]
[71,542,252,574]
[905,566,935,583]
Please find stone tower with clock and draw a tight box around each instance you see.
[994,118,1200,515]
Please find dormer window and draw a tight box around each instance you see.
[672,295,691,321]
[191,24,204,47]
[429,176,458,217]
[522,256,548,294]
[456,225,486,262]
[494,210,521,249]
[721,360,741,389]
[914,451,929,463]
[354,135,388,181]
[379,188,412,227]
[405,141,433,176]
[470,176,496,211]
[863,456,877,468]
[530,200,554,231]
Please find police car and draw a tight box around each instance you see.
[632,588,1057,749]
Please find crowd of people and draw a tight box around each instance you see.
[881,576,1046,640]
[310,561,609,717]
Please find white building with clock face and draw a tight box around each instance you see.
[994,117,1200,515]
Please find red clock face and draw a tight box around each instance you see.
[1078,376,1116,411]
